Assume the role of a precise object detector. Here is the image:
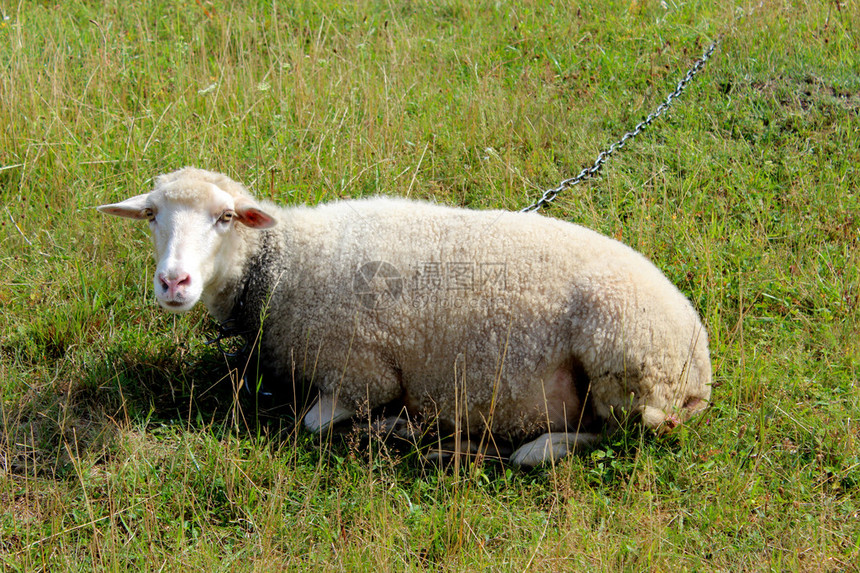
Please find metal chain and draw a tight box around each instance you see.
[521,35,722,213]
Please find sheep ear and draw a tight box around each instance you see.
[97,193,151,220]
[235,198,277,229]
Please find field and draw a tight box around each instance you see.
[1,0,859,570]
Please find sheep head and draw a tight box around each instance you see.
[98,168,276,313]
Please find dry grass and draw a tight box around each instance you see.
[1,0,858,570]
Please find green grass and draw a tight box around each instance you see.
[1,0,859,570]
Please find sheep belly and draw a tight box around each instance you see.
[394,358,586,439]
[517,360,586,432]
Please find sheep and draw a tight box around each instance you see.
[98,167,712,467]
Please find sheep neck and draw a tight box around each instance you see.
[218,229,281,340]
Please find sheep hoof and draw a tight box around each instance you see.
[425,440,477,462]
[509,432,600,467]
[369,415,418,440]
[304,394,354,433]
[640,405,668,429]
[639,405,684,434]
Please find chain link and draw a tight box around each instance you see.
[521,36,722,213]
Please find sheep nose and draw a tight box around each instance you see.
[158,272,191,298]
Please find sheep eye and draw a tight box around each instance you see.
[218,211,235,224]
[143,208,155,222]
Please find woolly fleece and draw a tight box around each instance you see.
[111,168,712,442]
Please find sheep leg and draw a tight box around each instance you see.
[425,436,513,464]
[304,393,354,433]
[509,432,600,467]
[424,438,480,464]
[371,413,426,441]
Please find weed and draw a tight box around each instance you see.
[1,0,858,570]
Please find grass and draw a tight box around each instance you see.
[1,0,858,570]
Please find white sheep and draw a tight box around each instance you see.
[98,167,712,466]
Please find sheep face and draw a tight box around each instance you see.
[98,174,276,312]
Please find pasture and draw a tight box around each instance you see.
[1,1,858,569]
